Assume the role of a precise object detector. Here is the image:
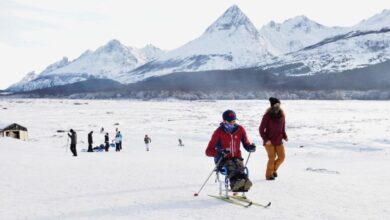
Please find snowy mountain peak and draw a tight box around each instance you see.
[40,57,70,75]
[7,38,169,92]
[205,5,257,34]
[141,44,159,50]
[141,44,164,55]
[121,5,272,82]
[266,21,277,28]
[96,39,129,53]
[354,9,390,31]
[78,50,92,58]
[21,71,37,82]
[6,71,37,91]
[140,44,165,60]
[106,39,122,47]
[260,15,346,54]
[288,15,310,23]
[263,16,325,34]
[282,15,323,32]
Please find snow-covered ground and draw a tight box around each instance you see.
[0,99,389,220]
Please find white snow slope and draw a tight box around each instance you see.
[7,40,165,92]
[259,16,347,55]
[353,9,390,31]
[120,7,390,82]
[120,5,272,83]
[1,99,390,220]
[262,9,390,76]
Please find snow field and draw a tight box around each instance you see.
[0,99,389,220]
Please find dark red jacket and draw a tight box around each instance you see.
[206,123,251,159]
[259,112,287,146]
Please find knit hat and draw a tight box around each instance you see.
[269,97,281,107]
[222,110,237,122]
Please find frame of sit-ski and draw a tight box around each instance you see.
[215,171,247,199]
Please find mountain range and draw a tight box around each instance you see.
[8,41,165,92]
[6,5,390,96]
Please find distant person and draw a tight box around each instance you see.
[115,128,122,150]
[105,133,110,152]
[259,97,288,180]
[119,131,123,151]
[68,129,77,157]
[178,138,184,147]
[88,131,93,152]
[115,131,122,152]
[100,127,104,133]
[144,135,151,151]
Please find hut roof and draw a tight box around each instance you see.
[0,123,28,131]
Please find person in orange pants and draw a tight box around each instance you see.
[259,97,288,180]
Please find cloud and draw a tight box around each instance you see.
[0,0,108,47]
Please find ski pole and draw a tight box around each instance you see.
[194,157,224,197]
[244,152,252,168]
[65,135,69,154]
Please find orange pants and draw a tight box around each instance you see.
[264,144,285,178]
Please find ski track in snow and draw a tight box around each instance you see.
[0,99,390,220]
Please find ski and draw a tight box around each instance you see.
[231,195,271,208]
[208,195,252,208]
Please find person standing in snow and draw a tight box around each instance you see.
[87,131,93,152]
[115,131,122,152]
[68,129,77,157]
[205,110,256,192]
[144,134,151,151]
[259,97,288,180]
[178,138,184,147]
[115,128,122,151]
[104,132,110,152]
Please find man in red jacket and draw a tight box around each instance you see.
[206,110,256,192]
[259,97,288,180]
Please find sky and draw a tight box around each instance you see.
[0,0,389,90]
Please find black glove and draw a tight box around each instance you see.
[245,143,256,152]
[220,148,231,157]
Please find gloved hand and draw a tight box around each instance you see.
[220,148,231,157]
[246,143,256,152]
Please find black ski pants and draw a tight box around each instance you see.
[70,144,77,156]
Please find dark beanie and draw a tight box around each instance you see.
[269,97,281,106]
[222,110,237,122]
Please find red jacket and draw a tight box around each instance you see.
[206,123,251,159]
[259,112,287,146]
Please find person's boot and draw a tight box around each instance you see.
[243,179,253,191]
[231,179,246,192]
